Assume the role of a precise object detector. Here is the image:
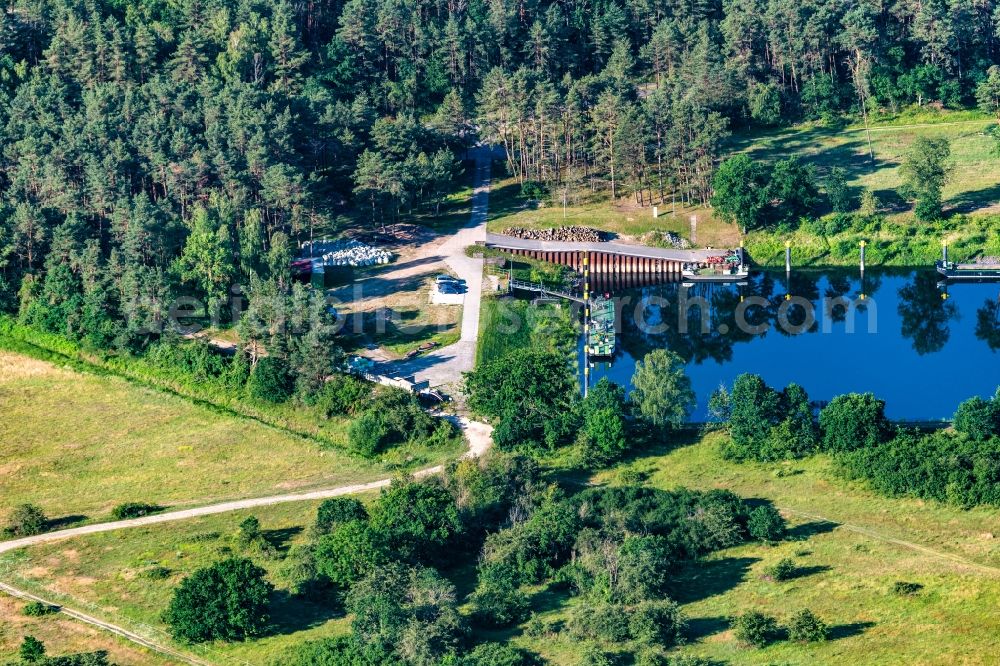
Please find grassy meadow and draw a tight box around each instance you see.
[735,113,1000,215]
[475,294,578,368]
[485,177,740,248]
[0,594,175,665]
[0,351,462,528]
[4,431,999,664]
[509,432,1000,665]
[0,500,360,666]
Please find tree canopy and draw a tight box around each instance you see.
[164,557,273,642]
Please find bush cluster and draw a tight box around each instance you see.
[732,608,828,648]
[4,503,47,537]
[719,375,1000,509]
[347,386,455,456]
[22,601,59,617]
[567,600,687,647]
[719,375,817,461]
[111,502,162,520]
[837,429,1000,507]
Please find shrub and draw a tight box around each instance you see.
[315,520,389,587]
[579,406,629,466]
[470,582,530,628]
[23,601,59,617]
[732,610,780,647]
[953,395,999,441]
[826,167,853,213]
[5,503,47,536]
[819,393,892,452]
[163,558,273,642]
[246,356,292,402]
[236,516,277,558]
[763,558,796,581]
[140,566,172,580]
[280,636,393,666]
[580,644,616,666]
[347,388,449,456]
[111,502,162,519]
[347,410,389,456]
[19,636,46,663]
[892,581,924,596]
[520,180,545,199]
[567,600,685,648]
[568,604,632,642]
[634,648,669,666]
[314,374,371,417]
[279,544,325,600]
[788,608,828,642]
[368,479,463,564]
[837,430,1000,507]
[628,600,687,647]
[460,643,541,666]
[618,467,648,486]
[747,505,786,541]
[523,614,550,638]
[314,497,368,534]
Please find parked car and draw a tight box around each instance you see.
[438,282,466,294]
[435,274,465,286]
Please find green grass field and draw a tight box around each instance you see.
[5,432,999,664]
[0,352,462,528]
[0,594,175,665]
[485,177,740,248]
[475,294,579,368]
[0,500,360,666]
[734,114,1000,215]
[510,432,1000,665]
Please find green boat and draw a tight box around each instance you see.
[587,297,616,358]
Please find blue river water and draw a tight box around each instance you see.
[578,270,1000,421]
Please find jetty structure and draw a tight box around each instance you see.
[488,231,746,360]
[681,248,748,282]
[937,244,1000,281]
[484,232,745,282]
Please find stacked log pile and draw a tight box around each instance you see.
[501,226,609,243]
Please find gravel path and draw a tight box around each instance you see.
[0,416,491,555]
[0,416,492,665]
[387,145,495,387]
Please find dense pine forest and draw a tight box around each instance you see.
[2,0,1000,352]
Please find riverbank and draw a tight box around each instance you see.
[745,214,1000,268]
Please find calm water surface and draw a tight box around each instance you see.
[579,270,1000,420]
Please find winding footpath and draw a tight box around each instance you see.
[0,416,492,664]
